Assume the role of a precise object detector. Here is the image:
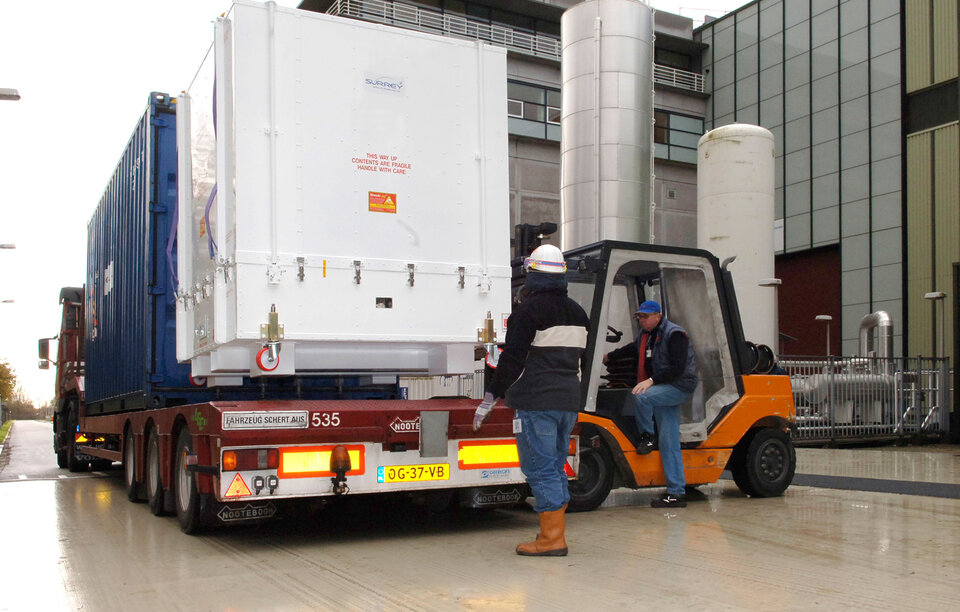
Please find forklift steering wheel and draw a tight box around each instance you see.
[605,325,623,343]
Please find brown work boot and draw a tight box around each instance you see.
[516,506,568,556]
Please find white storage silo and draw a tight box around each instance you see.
[697,124,777,349]
[560,0,654,250]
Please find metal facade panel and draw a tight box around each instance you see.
[906,131,933,355]
[933,124,959,353]
[933,0,959,83]
[905,0,932,93]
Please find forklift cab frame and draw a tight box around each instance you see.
[564,241,748,449]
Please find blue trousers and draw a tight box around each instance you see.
[515,409,578,512]
[632,384,691,496]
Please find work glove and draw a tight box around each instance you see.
[473,392,498,431]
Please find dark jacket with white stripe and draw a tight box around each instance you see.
[487,280,590,413]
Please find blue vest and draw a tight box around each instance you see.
[643,318,698,393]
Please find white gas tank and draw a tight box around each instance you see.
[697,124,777,350]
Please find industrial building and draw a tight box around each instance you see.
[301,1,957,407]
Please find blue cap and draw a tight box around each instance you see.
[636,300,661,314]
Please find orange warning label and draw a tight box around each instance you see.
[369,191,397,214]
[225,473,252,498]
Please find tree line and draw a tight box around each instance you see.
[1,358,41,422]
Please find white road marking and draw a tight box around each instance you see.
[18,474,28,480]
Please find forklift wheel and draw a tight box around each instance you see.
[567,442,615,512]
[730,428,796,498]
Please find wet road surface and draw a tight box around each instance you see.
[1,420,958,610]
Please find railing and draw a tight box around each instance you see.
[653,64,704,93]
[326,0,562,60]
[780,356,951,444]
[327,0,707,94]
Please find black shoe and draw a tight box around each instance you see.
[651,494,686,508]
[635,432,655,455]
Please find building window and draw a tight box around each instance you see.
[655,48,692,71]
[508,80,561,142]
[654,110,703,164]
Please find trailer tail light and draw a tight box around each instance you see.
[458,439,520,470]
[278,445,365,479]
[221,448,280,472]
[74,434,105,444]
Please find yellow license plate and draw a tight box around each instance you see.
[377,463,449,483]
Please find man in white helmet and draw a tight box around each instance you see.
[473,244,589,557]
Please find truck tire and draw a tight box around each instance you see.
[567,442,615,513]
[65,402,87,473]
[123,429,142,502]
[55,415,68,469]
[174,428,202,533]
[146,429,167,516]
[730,428,796,498]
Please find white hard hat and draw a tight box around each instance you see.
[524,244,566,274]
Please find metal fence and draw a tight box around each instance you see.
[779,356,952,443]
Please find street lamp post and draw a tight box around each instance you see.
[815,315,832,356]
[1,244,14,305]
[759,278,782,354]
[924,291,947,359]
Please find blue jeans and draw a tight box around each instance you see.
[515,409,578,513]
[632,384,691,496]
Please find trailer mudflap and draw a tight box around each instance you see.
[459,484,531,508]
[202,494,278,525]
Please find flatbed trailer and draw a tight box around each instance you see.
[72,398,563,531]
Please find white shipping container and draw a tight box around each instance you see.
[176,1,511,380]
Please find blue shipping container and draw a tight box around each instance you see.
[85,93,200,412]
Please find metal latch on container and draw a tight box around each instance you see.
[477,274,492,294]
[267,262,283,285]
[353,260,362,284]
[458,266,465,289]
[297,257,305,282]
[217,256,235,283]
[407,263,415,287]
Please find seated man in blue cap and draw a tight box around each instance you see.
[603,300,698,508]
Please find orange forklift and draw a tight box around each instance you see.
[549,240,796,511]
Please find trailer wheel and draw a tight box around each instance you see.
[65,402,87,473]
[146,429,166,516]
[730,428,796,498]
[123,429,141,502]
[174,428,202,533]
[55,415,68,469]
[567,441,615,513]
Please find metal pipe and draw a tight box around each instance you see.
[858,311,893,358]
[593,16,601,244]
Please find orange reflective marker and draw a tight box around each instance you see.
[224,473,252,498]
